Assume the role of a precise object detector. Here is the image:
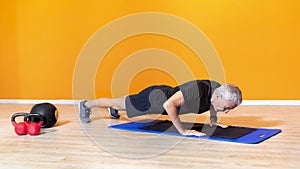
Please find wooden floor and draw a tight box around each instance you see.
[0,104,299,169]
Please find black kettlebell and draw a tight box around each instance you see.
[29,102,58,128]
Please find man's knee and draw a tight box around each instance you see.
[112,97,126,110]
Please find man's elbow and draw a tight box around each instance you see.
[163,101,169,110]
[163,101,174,117]
[163,100,175,111]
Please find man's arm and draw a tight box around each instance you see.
[163,91,206,136]
[209,108,228,128]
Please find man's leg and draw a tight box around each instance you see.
[85,96,126,110]
[79,96,126,123]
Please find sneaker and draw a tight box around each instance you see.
[79,100,91,123]
[108,107,120,119]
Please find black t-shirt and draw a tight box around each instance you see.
[153,80,221,115]
[178,80,220,114]
[126,80,221,118]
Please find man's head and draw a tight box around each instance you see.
[211,84,242,113]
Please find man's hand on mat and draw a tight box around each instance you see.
[210,122,229,128]
[181,129,206,137]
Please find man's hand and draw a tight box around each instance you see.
[210,122,229,128]
[180,129,206,136]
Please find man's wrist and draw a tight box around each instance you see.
[210,115,218,122]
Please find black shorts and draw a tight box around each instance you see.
[125,85,175,118]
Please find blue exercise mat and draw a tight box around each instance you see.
[109,120,281,144]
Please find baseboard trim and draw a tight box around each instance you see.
[241,100,300,105]
[0,100,80,105]
[0,99,300,105]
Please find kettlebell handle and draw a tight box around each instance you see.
[25,114,43,125]
[11,113,28,124]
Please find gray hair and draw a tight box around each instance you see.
[214,84,242,106]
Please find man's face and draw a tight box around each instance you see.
[211,94,236,113]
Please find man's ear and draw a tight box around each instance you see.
[216,94,223,100]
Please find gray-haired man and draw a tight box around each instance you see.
[79,80,242,136]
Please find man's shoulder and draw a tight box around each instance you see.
[179,80,221,90]
[195,80,221,87]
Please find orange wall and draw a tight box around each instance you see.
[1,0,299,100]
